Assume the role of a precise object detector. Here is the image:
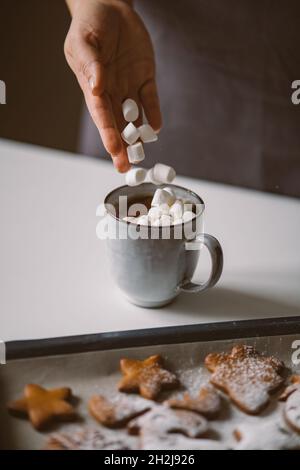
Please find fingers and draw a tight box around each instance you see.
[91,94,130,173]
[111,95,126,137]
[139,79,162,132]
[77,72,130,172]
[65,34,130,172]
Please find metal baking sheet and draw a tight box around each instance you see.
[1,317,300,450]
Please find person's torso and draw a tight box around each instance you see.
[81,0,300,197]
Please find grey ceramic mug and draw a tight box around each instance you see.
[104,183,223,308]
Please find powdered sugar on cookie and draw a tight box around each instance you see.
[128,404,208,438]
[89,394,151,428]
[166,385,222,418]
[205,345,284,414]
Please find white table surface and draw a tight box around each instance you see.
[1,139,299,342]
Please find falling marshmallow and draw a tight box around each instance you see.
[152,163,176,185]
[127,142,145,164]
[146,167,160,185]
[125,167,147,186]
[121,123,140,145]
[122,99,139,122]
[138,124,158,143]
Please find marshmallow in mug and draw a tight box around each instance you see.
[136,215,149,226]
[169,199,184,219]
[148,206,162,223]
[151,188,175,207]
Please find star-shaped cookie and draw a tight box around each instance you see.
[7,384,77,430]
[166,385,222,418]
[205,344,284,414]
[118,354,179,400]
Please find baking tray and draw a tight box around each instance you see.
[1,316,300,450]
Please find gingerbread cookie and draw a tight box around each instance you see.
[279,375,300,401]
[118,355,179,400]
[234,417,300,450]
[280,376,300,434]
[44,427,137,450]
[128,405,208,438]
[7,384,76,430]
[88,394,151,428]
[142,433,228,450]
[205,344,284,414]
[166,385,222,418]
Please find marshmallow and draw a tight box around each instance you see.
[125,167,147,186]
[122,99,139,122]
[152,163,176,184]
[146,167,160,185]
[151,188,176,207]
[169,199,183,219]
[121,123,140,145]
[163,187,176,206]
[136,215,149,225]
[127,142,145,164]
[151,189,171,207]
[148,206,162,223]
[138,124,158,143]
[182,211,196,223]
[152,219,161,227]
[160,214,172,226]
[159,203,170,215]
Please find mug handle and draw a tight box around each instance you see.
[179,234,223,293]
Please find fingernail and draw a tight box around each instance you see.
[112,156,130,173]
[89,76,96,91]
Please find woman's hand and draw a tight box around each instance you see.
[64,0,162,172]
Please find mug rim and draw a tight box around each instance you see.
[104,183,205,228]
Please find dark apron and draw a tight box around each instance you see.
[79,0,300,198]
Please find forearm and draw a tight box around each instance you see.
[66,0,133,15]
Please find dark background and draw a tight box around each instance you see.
[0,0,81,153]
[1,0,300,198]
